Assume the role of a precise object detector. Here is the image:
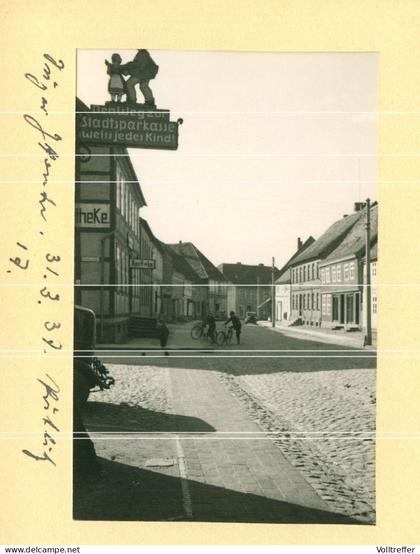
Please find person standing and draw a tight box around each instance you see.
[119,49,159,107]
[156,315,170,350]
[224,311,242,345]
[206,312,217,343]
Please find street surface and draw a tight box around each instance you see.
[74,324,376,524]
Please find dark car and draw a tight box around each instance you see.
[73,306,114,477]
[74,305,115,396]
[244,311,257,324]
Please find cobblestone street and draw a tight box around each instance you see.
[74,324,376,524]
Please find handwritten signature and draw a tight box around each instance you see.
[22,374,60,465]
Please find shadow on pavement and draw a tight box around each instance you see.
[84,400,216,433]
[74,457,368,524]
[98,348,376,376]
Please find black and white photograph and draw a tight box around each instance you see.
[73,49,378,524]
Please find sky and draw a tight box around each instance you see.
[77,50,378,269]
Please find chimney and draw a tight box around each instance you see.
[354,202,366,212]
[236,262,241,265]
[297,237,303,250]
[343,214,348,218]
[179,240,182,244]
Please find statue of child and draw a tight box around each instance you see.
[105,53,126,102]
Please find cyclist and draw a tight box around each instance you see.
[224,310,242,344]
[206,312,217,343]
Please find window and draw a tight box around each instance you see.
[311,263,315,280]
[332,266,336,283]
[325,268,331,284]
[322,294,326,314]
[121,180,126,217]
[344,263,349,281]
[372,263,377,277]
[349,262,355,281]
[311,293,315,310]
[303,266,306,282]
[372,296,377,314]
[320,268,325,284]
[336,265,342,282]
[116,244,121,288]
[326,294,332,315]
[317,293,320,310]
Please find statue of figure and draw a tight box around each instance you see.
[105,53,126,103]
[118,49,159,108]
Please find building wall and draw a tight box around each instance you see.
[75,145,146,343]
[319,257,362,329]
[234,286,271,320]
[209,280,228,319]
[275,283,291,322]
[290,259,321,327]
[152,247,164,317]
[363,259,377,331]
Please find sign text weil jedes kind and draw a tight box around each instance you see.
[77,105,180,150]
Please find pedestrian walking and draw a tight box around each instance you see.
[224,310,242,344]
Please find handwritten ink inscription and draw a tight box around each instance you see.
[5,53,65,466]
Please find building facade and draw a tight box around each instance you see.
[275,237,315,325]
[75,114,148,343]
[169,242,228,320]
[218,263,279,320]
[289,207,366,328]
[319,203,378,331]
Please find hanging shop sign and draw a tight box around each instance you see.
[130,259,156,270]
[77,105,181,150]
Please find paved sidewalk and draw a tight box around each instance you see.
[168,364,356,522]
[258,320,376,349]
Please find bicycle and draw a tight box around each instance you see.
[216,325,234,345]
[191,321,218,343]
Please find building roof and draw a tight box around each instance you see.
[290,209,364,266]
[166,242,226,282]
[275,236,316,284]
[322,203,378,264]
[218,263,280,285]
[163,245,202,282]
[140,218,164,253]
